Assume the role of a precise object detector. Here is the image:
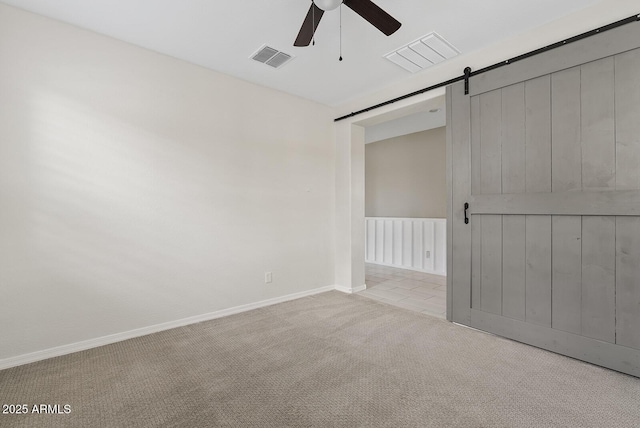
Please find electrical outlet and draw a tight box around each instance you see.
[426,251,431,259]
[265,272,272,284]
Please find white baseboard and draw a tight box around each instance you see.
[335,284,367,294]
[0,285,335,371]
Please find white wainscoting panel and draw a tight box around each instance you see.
[365,217,446,276]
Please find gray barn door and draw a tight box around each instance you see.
[447,21,640,377]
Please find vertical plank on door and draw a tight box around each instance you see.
[581,57,615,190]
[501,83,526,320]
[412,220,424,269]
[450,81,473,325]
[501,83,526,194]
[403,220,413,267]
[582,216,616,343]
[525,75,551,194]
[478,90,503,315]
[525,215,552,327]
[479,90,502,194]
[384,220,393,264]
[616,216,640,350]
[552,216,582,334]
[549,65,585,332]
[471,95,482,309]
[502,215,526,320]
[375,219,384,263]
[393,220,403,266]
[481,215,502,315]
[552,66,582,192]
[523,76,551,327]
[615,48,640,191]
[471,219,482,309]
[471,96,482,196]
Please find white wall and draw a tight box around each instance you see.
[334,122,365,293]
[0,4,335,361]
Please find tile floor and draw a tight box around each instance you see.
[360,263,447,319]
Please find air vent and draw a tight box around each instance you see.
[250,45,294,69]
[384,32,460,73]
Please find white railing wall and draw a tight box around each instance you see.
[365,217,446,276]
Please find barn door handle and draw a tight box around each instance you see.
[464,202,469,224]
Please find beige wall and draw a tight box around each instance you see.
[0,4,335,361]
[365,128,446,218]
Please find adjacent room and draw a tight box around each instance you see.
[1,0,639,426]
[361,103,448,317]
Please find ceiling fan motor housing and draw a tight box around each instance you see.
[314,0,343,11]
[295,0,401,47]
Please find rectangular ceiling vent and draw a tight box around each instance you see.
[250,45,294,69]
[384,32,460,73]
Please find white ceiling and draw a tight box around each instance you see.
[365,96,445,144]
[0,0,607,106]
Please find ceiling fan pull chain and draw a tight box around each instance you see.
[339,3,343,61]
[312,1,316,46]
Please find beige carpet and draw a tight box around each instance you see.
[1,291,639,427]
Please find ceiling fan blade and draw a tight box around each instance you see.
[294,3,325,47]
[344,0,401,36]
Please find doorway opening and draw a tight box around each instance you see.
[354,93,448,318]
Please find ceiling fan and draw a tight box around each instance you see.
[294,0,402,47]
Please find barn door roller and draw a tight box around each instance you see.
[464,67,472,95]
